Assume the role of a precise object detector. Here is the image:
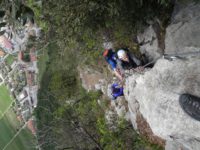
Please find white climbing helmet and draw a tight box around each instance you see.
[117,49,126,59]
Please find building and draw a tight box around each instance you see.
[27,119,36,135]
[0,35,13,52]
[0,49,5,57]
[30,48,37,62]
[18,51,24,61]
[18,90,28,101]
[26,71,35,86]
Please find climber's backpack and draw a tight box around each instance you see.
[103,49,115,59]
[179,93,200,121]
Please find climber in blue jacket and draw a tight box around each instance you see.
[111,83,124,100]
[103,48,143,81]
[103,49,123,81]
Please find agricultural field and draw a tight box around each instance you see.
[5,128,36,150]
[0,109,37,150]
[0,109,21,149]
[0,85,13,118]
[0,86,37,150]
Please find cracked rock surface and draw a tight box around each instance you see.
[125,1,200,149]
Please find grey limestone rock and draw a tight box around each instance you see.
[165,2,200,54]
[137,25,161,61]
[125,57,200,150]
[126,2,200,149]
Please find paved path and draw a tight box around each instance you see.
[3,54,9,61]
[0,74,4,85]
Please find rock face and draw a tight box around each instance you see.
[165,2,200,54]
[79,67,130,130]
[125,57,200,149]
[137,25,162,61]
[79,2,200,149]
[126,1,200,150]
[78,67,106,92]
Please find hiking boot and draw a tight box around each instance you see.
[179,94,200,121]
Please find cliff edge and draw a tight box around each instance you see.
[125,1,200,150]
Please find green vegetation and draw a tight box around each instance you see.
[0,85,13,117]
[6,128,36,150]
[0,108,36,150]
[97,118,162,150]
[0,114,17,148]
[35,41,163,149]
[37,47,49,83]
[34,0,174,149]
[5,55,15,66]
[27,0,47,31]
[23,52,31,62]
[0,108,21,130]
[0,84,36,150]
[42,0,173,66]
[0,109,21,149]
